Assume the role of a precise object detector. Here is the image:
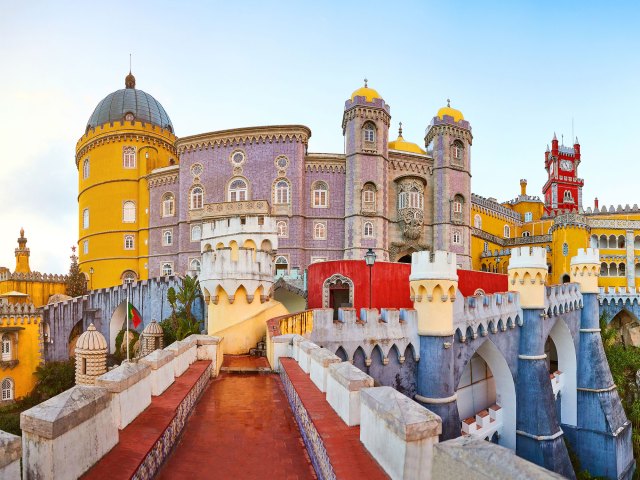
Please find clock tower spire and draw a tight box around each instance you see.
[542,134,583,214]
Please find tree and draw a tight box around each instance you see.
[163,276,203,341]
[66,246,87,297]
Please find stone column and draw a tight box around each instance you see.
[570,248,635,478]
[626,230,635,290]
[411,250,459,440]
[509,247,574,478]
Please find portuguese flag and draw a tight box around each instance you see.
[128,302,142,329]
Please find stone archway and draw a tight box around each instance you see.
[68,320,83,358]
[547,318,577,426]
[109,301,127,353]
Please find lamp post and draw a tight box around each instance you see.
[89,267,94,291]
[495,256,501,274]
[364,248,377,309]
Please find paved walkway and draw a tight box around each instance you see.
[157,356,316,479]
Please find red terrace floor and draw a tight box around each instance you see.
[280,358,388,480]
[221,354,270,369]
[157,369,316,479]
[83,360,210,480]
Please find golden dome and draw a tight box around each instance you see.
[75,323,107,352]
[437,99,464,122]
[350,79,382,102]
[388,123,426,154]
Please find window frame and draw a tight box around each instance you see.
[124,234,135,250]
[312,181,329,208]
[363,221,374,238]
[1,377,13,401]
[82,158,90,179]
[191,225,202,242]
[161,262,174,276]
[122,201,136,223]
[228,178,249,202]
[162,192,175,217]
[1,335,11,361]
[162,229,173,247]
[313,221,327,240]
[503,225,511,238]
[188,257,201,273]
[190,186,204,210]
[277,220,288,238]
[82,208,89,229]
[452,231,462,245]
[274,179,290,205]
[524,212,533,222]
[83,240,89,255]
[363,123,376,143]
[123,146,136,169]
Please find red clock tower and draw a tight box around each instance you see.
[542,133,583,215]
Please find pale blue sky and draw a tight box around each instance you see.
[0,1,638,273]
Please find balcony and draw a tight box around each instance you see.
[189,200,271,222]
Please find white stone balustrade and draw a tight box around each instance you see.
[309,348,341,392]
[139,349,176,396]
[20,386,118,480]
[95,362,152,429]
[298,340,320,374]
[165,340,192,377]
[185,334,224,376]
[0,430,21,479]
[360,386,442,480]
[326,362,374,426]
[461,404,503,441]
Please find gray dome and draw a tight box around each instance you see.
[86,74,173,133]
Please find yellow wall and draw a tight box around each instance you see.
[76,121,177,289]
[0,309,42,401]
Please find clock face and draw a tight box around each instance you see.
[560,159,573,171]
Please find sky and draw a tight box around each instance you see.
[0,0,639,274]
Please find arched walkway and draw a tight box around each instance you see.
[547,318,577,426]
[109,301,127,353]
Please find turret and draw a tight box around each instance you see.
[520,179,527,196]
[507,247,547,308]
[409,250,458,335]
[570,248,599,293]
[74,323,108,385]
[14,228,31,274]
[551,132,559,156]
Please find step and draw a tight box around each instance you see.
[220,366,273,373]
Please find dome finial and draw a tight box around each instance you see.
[125,54,136,89]
[447,98,451,107]
[364,77,368,88]
[398,122,403,137]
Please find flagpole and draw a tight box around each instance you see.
[126,281,130,362]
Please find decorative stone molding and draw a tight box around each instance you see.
[453,291,522,341]
[76,132,177,164]
[148,174,179,188]
[389,160,433,175]
[189,199,270,222]
[341,105,391,132]
[322,274,355,308]
[588,218,640,229]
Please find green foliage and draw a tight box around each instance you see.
[114,329,140,361]
[65,249,87,297]
[162,276,203,342]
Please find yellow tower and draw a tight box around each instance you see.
[550,213,589,284]
[570,248,600,293]
[507,246,548,308]
[76,72,177,289]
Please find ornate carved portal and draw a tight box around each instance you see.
[322,274,355,309]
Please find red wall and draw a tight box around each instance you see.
[308,260,509,312]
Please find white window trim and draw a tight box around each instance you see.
[162,193,175,217]
[82,158,90,179]
[161,262,174,276]
[312,182,329,208]
[122,201,136,223]
[83,240,89,255]
[274,179,290,205]
[313,221,327,240]
[1,377,13,401]
[228,178,249,202]
[191,225,202,242]
[503,225,511,238]
[188,257,201,272]
[162,229,173,246]
[310,257,327,263]
[277,220,288,238]
[83,208,89,229]
[124,234,135,250]
[190,186,204,210]
[123,146,136,169]
[452,231,462,245]
[363,221,374,238]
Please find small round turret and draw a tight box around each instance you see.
[141,319,164,355]
[75,323,108,385]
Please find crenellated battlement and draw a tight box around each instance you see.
[202,216,277,245]
[453,291,522,340]
[571,248,600,266]
[508,247,547,309]
[545,283,583,316]
[508,247,547,270]
[409,251,458,282]
[570,248,600,293]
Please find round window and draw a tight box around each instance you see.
[231,151,245,166]
[275,156,289,169]
[125,112,135,121]
[191,163,203,177]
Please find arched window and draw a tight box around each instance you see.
[609,262,618,277]
[124,235,134,250]
[364,221,374,237]
[1,378,13,401]
[600,262,609,277]
[619,263,626,277]
[191,225,202,242]
[122,270,137,284]
[314,222,327,240]
[452,140,464,165]
[312,181,328,208]
[161,263,173,276]
[83,208,89,229]
[452,231,461,244]
[563,190,574,202]
[83,240,89,255]
[275,256,288,275]
[122,201,136,223]
[474,214,482,229]
[228,178,248,202]
[452,194,464,222]
[82,159,90,179]
[363,122,376,143]
[274,179,290,205]
[162,193,175,217]
[483,242,488,253]
[277,220,288,237]
[618,235,626,249]
[123,146,136,168]
[1,334,11,361]
[522,231,531,237]
[398,183,424,210]
[190,186,204,209]
[189,258,201,272]
[503,225,511,238]
[362,183,376,212]
[163,230,173,246]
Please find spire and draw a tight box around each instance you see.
[125,55,136,89]
[364,77,368,88]
[15,228,30,274]
[553,132,557,141]
[398,121,403,137]
[447,98,451,107]
[574,136,579,145]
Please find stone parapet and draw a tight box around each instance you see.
[545,283,583,317]
[268,334,296,372]
[0,430,21,478]
[570,248,600,294]
[96,362,152,429]
[360,386,442,480]
[326,362,374,426]
[298,341,320,374]
[454,291,522,339]
[184,334,223,376]
[508,247,548,309]
[409,251,458,282]
[139,349,176,396]
[165,340,192,377]
[309,348,341,392]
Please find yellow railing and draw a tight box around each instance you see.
[278,310,314,336]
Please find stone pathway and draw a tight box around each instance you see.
[157,356,316,479]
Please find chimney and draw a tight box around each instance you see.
[520,179,527,196]
[594,197,599,210]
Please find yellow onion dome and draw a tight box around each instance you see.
[437,99,464,122]
[388,123,426,154]
[350,79,382,102]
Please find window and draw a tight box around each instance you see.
[364,221,374,237]
[452,231,461,244]
[275,156,289,169]
[452,140,464,165]
[362,183,376,211]
[1,335,11,361]
[83,240,89,255]
[122,201,136,223]
[274,179,290,205]
[1,378,13,401]
[230,151,245,166]
[522,231,531,237]
[562,243,569,256]
[563,190,573,202]
[474,214,482,229]
[161,263,173,276]
[123,146,136,168]
[483,242,489,253]
[503,225,511,238]
[398,188,424,210]
[83,208,89,229]
[163,230,173,246]
[311,257,327,263]
[228,178,248,202]
[312,181,328,208]
[452,194,464,222]
[191,225,202,242]
[524,212,533,222]
[314,221,327,240]
[82,159,90,179]
[190,186,204,209]
[453,201,462,213]
[162,193,175,217]
[190,163,203,177]
[277,220,288,237]
[122,270,137,284]
[363,123,376,143]
[275,256,288,275]
[189,258,201,273]
[124,235,134,250]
